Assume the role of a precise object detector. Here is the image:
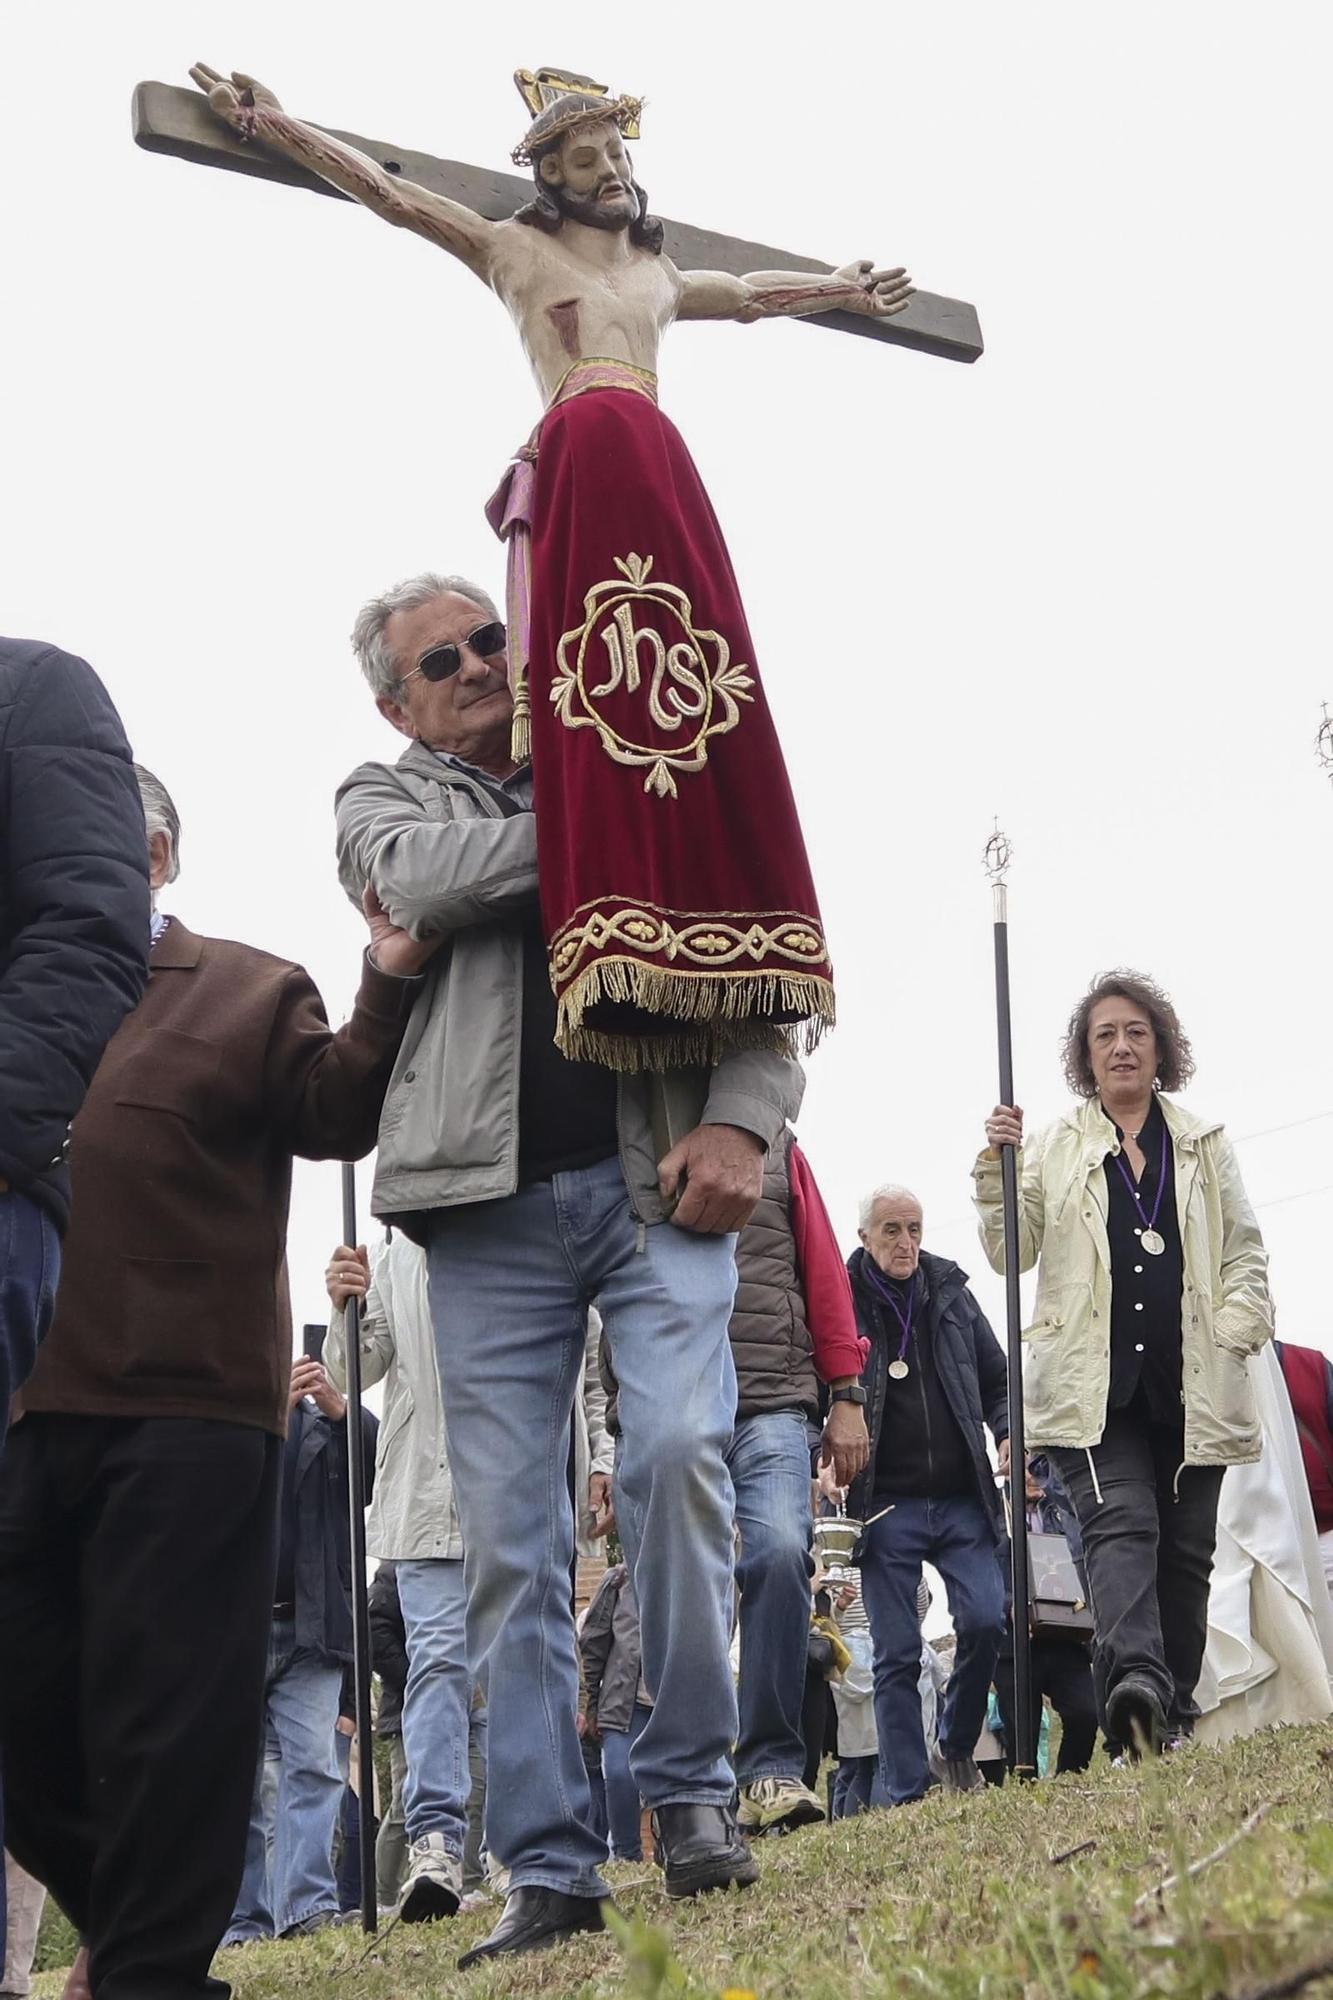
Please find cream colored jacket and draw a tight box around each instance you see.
[972,1096,1272,1464]
[325,1231,615,1562]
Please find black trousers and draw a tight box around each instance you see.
[0,1414,280,2000]
[1050,1410,1223,1742]
[993,1638,1098,1773]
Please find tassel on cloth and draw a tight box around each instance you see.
[510,679,532,766]
[554,957,836,1073]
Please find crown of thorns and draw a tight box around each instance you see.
[512,68,643,167]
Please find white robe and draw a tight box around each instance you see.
[1194,1343,1333,1741]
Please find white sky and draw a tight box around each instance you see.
[4,3,1330,1360]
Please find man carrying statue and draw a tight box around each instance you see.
[187,64,912,1966]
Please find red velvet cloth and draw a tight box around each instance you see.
[789,1142,869,1382]
[1278,1340,1333,1532]
[520,382,833,1071]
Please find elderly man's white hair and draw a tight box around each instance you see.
[134,763,181,885]
[857,1183,924,1232]
[351,572,502,701]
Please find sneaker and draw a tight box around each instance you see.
[398,1832,463,1924]
[737,1777,826,1834]
[940,1756,987,1794]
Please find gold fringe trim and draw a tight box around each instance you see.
[555,957,835,1073]
[510,680,531,765]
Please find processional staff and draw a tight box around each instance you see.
[983,822,1036,1780]
[339,1161,378,1934]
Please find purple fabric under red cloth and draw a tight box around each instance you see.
[488,363,833,1072]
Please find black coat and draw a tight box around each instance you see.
[368,1560,408,1737]
[289,1400,378,1664]
[0,639,150,1228]
[847,1247,1009,1537]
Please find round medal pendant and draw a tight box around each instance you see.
[888,1359,910,1381]
[1140,1229,1166,1257]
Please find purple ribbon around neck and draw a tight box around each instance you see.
[1113,1120,1168,1237]
[864,1261,916,1370]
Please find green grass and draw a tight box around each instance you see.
[33,1721,1333,1999]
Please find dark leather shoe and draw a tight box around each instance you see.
[456,1886,607,1969]
[652,1803,759,1900]
[1106,1674,1168,1760]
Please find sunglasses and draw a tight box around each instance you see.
[400,620,507,687]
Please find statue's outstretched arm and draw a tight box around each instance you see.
[677,260,914,324]
[189,66,496,278]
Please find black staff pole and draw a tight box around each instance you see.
[340,1161,378,1932]
[984,824,1036,1780]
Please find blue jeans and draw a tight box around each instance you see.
[859,1495,1006,1804]
[0,1188,58,1972]
[727,1410,813,1785]
[0,1191,58,1460]
[224,1618,344,1939]
[396,1557,473,1855]
[426,1156,739,1897]
[832,1755,885,1817]
[600,1704,652,1859]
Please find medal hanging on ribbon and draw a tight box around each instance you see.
[865,1264,916,1378]
[1113,1121,1169,1256]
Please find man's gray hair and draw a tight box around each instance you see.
[857,1183,923,1232]
[350,573,501,700]
[134,763,181,883]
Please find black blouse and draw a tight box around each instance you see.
[1102,1094,1184,1426]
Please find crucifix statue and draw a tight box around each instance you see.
[144,64,982,1071]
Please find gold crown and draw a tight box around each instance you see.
[512,66,643,166]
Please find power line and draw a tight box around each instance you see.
[1236,1108,1333,1144]
[1254,1179,1333,1213]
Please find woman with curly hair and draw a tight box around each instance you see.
[972,971,1273,1759]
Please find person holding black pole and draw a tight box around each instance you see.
[975,969,1273,1760]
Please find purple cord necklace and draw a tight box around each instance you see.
[1112,1120,1169,1255]
[863,1262,917,1379]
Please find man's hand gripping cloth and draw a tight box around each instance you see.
[487,360,834,1073]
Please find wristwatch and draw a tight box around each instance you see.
[829,1384,867,1406]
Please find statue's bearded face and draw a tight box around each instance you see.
[537,119,638,232]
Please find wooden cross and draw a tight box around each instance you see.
[132,81,983,365]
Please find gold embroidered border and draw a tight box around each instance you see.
[550,903,829,986]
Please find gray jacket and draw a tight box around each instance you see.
[335,743,803,1223]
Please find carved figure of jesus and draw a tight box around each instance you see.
[189,65,906,1067]
[189,66,913,399]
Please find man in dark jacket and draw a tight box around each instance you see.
[225,1354,378,1942]
[848,1185,1010,1803]
[727,1132,867,1835]
[0,766,426,2000]
[0,636,148,1984]
[368,1563,410,1906]
[0,638,148,1441]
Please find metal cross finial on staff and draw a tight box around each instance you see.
[1316,703,1333,786]
[982,819,1035,1778]
[984,819,1013,925]
[983,818,1013,884]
